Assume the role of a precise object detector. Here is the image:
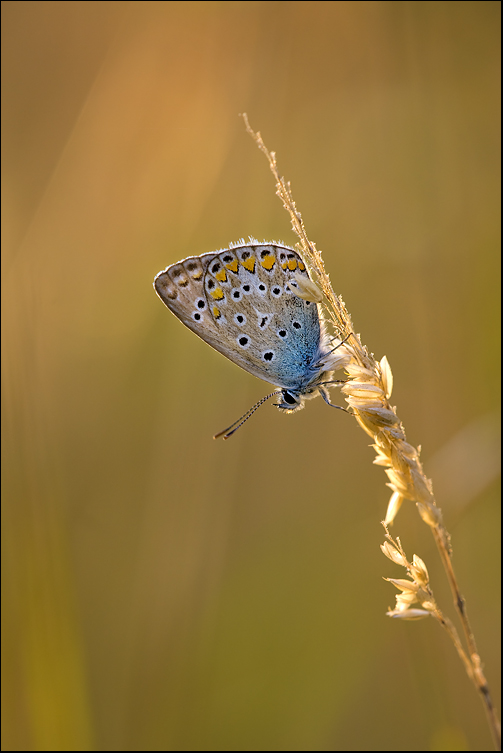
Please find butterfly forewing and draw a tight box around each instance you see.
[154,252,223,352]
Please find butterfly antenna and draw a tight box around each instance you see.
[213,390,282,440]
[326,331,353,355]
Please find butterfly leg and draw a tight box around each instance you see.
[319,385,349,413]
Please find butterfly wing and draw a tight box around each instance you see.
[154,244,325,390]
[154,252,226,356]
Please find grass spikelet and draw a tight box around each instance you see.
[241,113,501,750]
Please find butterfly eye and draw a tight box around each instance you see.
[282,391,298,406]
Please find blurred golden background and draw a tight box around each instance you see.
[2,2,500,750]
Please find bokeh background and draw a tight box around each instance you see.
[2,2,500,750]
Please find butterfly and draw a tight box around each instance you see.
[154,241,346,437]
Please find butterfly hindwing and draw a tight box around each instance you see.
[154,243,325,391]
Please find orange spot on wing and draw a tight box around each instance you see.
[210,288,224,300]
[215,269,227,283]
[225,259,239,273]
[287,259,297,271]
[241,257,256,272]
[212,306,221,319]
[260,255,276,270]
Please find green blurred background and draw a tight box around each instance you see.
[2,1,500,750]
